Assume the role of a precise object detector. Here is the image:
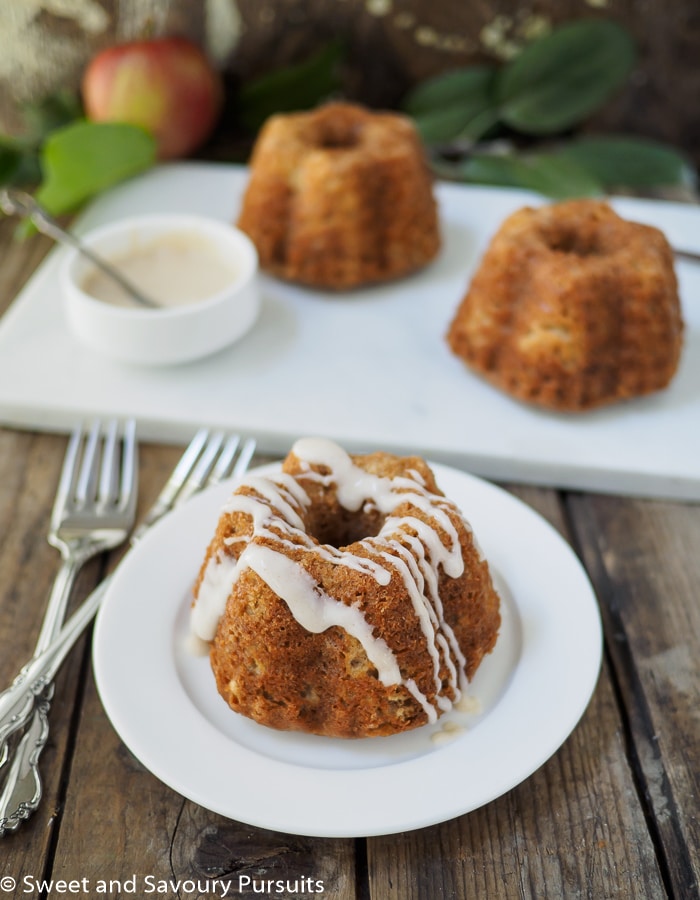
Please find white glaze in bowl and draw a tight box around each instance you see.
[61,213,259,366]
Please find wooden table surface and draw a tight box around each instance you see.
[0,217,698,900]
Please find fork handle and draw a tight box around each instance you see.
[35,554,87,653]
[0,545,114,764]
[0,552,94,818]
[0,578,109,764]
[0,692,50,835]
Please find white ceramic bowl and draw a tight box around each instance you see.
[61,213,259,366]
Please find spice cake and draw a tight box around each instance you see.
[236,102,441,289]
[447,199,683,411]
[191,438,500,738]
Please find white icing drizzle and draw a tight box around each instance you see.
[243,543,401,686]
[191,548,239,641]
[192,437,476,723]
[431,720,465,747]
[456,693,482,715]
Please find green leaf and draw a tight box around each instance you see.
[496,20,636,135]
[413,103,502,145]
[402,67,500,144]
[402,66,495,115]
[8,151,42,188]
[20,89,83,145]
[0,142,22,185]
[0,135,42,188]
[237,41,345,133]
[35,120,156,215]
[558,135,695,188]
[460,152,604,198]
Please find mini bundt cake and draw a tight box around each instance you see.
[191,438,500,738]
[236,102,441,289]
[447,198,684,411]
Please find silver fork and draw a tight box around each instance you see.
[0,428,256,835]
[0,419,137,826]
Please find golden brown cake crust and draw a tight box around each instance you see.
[446,199,684,411]
[236,102,441,290]
[193,441,500,738]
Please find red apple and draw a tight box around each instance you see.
[82,36,223,160]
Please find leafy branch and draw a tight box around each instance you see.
[401,19,694,197]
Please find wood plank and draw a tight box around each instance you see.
[367,486,667,898]
[169,804,356,899]
[566,492,700,899]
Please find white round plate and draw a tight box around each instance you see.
[92,462,602,837]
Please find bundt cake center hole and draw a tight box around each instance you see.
[543,225,603,257]
[315,122,362,150]
[305,507,386,548]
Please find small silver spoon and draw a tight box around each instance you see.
[0,188,159,309]
[674,247,700,264]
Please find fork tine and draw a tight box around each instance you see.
[97,419,119,508]
[153,428,209,510]
[119,419,138,515]
[176,431,225,504]
[50,425,83,527]
[208,434,240,485]
[74,420,101,508]
[231,437,256,480]
[206,434,256,487]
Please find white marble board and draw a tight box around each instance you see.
[0,162,698,500]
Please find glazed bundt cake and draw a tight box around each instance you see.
[191,438,500,738]
[447,199,684,411]
[236,102,441,289]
